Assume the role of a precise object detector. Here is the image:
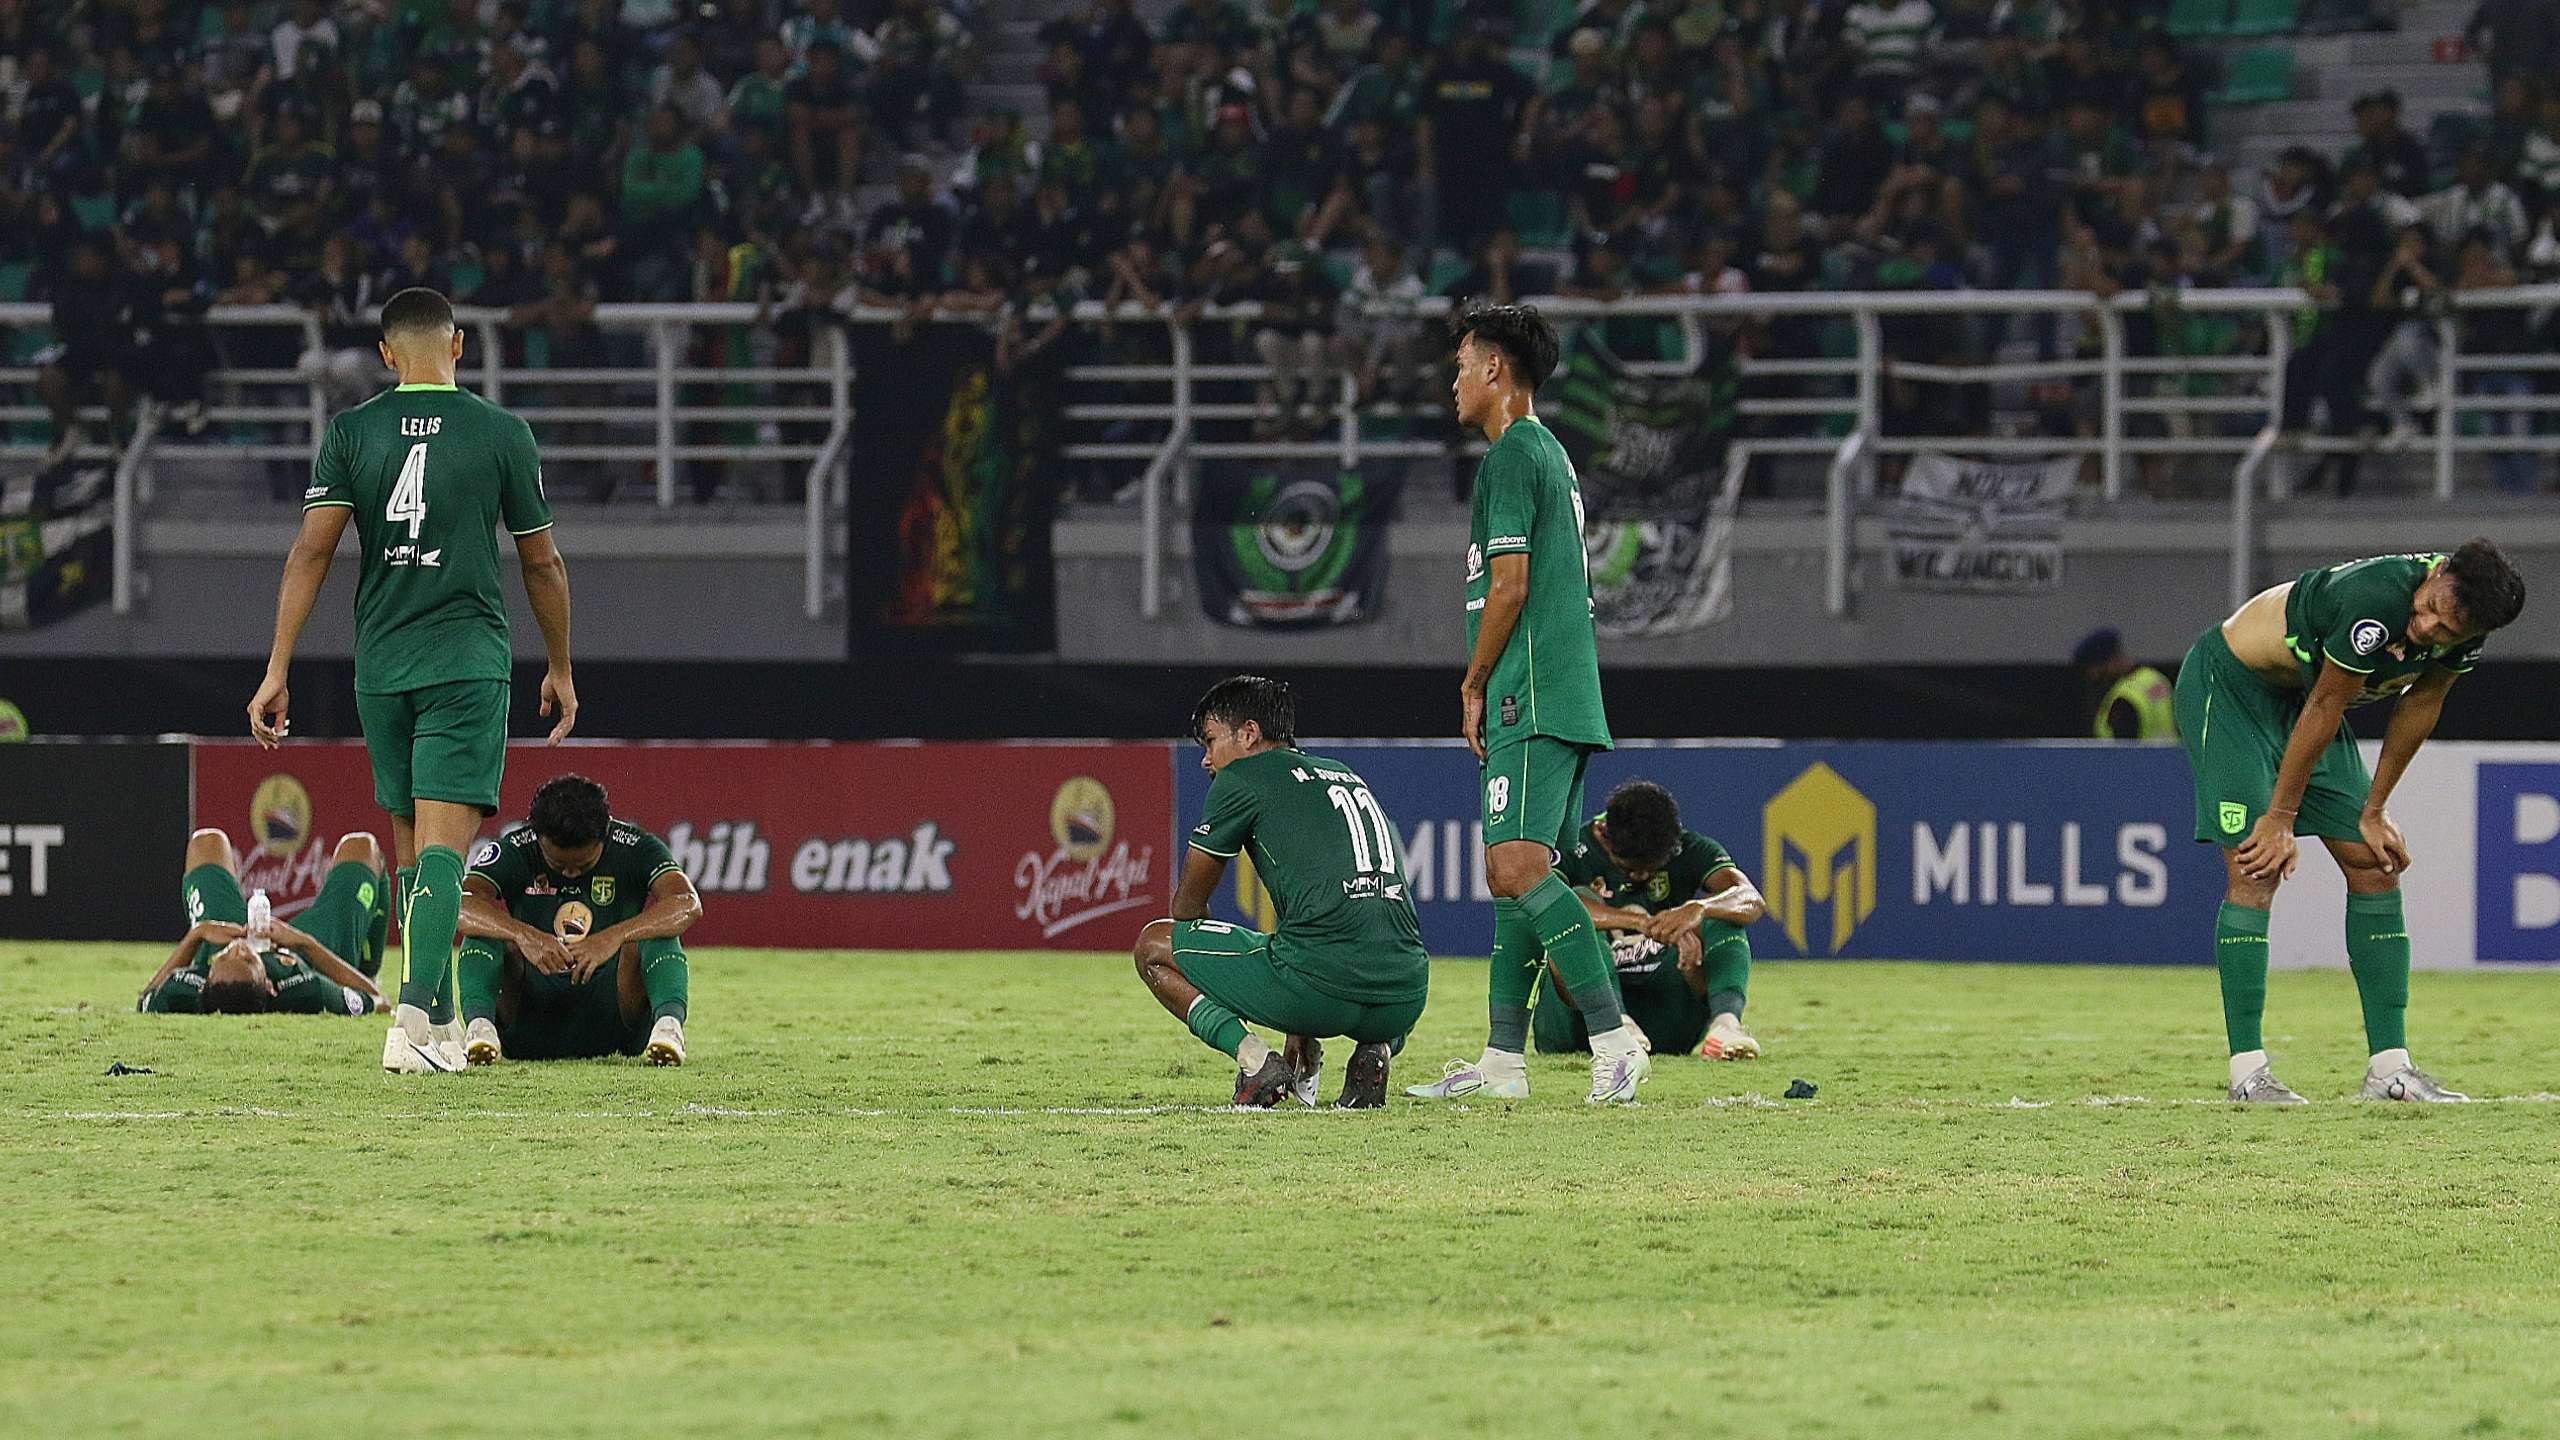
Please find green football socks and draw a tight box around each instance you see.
[1184,995,1247,1058]
[399,846,466,1021]
[457,937,504,1025]
[2215,901,2270,1054]
[1522,872,1623,1033]
[1702,920,1751,1018]
[638,939,690,1023]
[2345,889,2410,1054]
[1486,897,1540,1053]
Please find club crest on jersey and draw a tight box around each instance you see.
[2350,619,2389,655]
[2219,801,2248,835]
[591,876,615,907]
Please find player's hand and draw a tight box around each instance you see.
[194,921,245,944]
[1675,929,1704,974]
[2234,814,2298,885]
[2360,810,2411,876]
[540,667,578,744]
[566,933,618,983]
[1460,684,1487,762]
[248,673,291,748]
[519,931,574,976]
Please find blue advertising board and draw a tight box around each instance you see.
[1172,740,2229,963]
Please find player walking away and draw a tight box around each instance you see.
[1406,302,1650,1106]
[2175,541,2525,1103]
[1533,781,1767,1061]
[1135,676,1429,1109]
[138,827,390,1016]
[248,287,577,1076]
[456,775,700,1066]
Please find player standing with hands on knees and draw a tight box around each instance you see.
[2175,543,2523,1104]
[1408,302,1650,1106]
[248,287,577,1076]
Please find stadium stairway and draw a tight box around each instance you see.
[2203,1,2490,183]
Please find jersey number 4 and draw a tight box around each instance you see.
[1327,784,1400,877]
[387,442,429,539]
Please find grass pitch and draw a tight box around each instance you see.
[6,945,2560,1438]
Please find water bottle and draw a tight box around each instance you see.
[247,889,274,952]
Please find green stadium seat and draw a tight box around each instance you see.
[2211,46,2295,103]
[1508,47,1550,87]
[71,192,118,231]
[0,260,30,302]
[2227,0,2298,37]
[1427,253,1472,295]
[2165,0,2231,37]
[1505,188,1572,248]
[1512,0,1576,47]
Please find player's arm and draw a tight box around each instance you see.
[2235,656,2365,881]
[249,504,352,746]
[1170,848,1226,922]
[1641,866,1766,941]
[595,870,704,951]
[267,919,388,1012]
[1572,886,1652,932]
[138,922,240,1002]
[460,874,573,974]
[514,526,576,743]
[1461,552,1528,760]
[2358,665,2456,874]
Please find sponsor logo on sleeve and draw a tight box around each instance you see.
[2350,619,2390,656]
[470,840,501,868]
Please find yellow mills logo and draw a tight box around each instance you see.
[1763,762,1876,955]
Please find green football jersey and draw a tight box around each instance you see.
[2282,553,2484,707]
[1189,748,1428,1003]
[303,382,553,695]
[1557,821,1737,973]
[467,818,683,939]
[1466,416,1612,749]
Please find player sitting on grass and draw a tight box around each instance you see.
[2177,541,2525,1104]
[1532,781,1766,1062]
[456,774,700,1066]
[138,828,390,1016]
[1135,675,1430,1109]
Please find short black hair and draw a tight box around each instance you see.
[2445,537,2526,634]
[1602,780,1682,870]
[379,286,454,338]
[1191,675,1296,747]
[201,977,274,1015]
[528,773,612,849]
[1454,302,1560,394]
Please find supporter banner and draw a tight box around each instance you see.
[0,742,190,940]
[1541,331,1737,520]
[191,741,1172,950]
[0,458,113,628]
[1583,460,1740,638]
[1192,462,1401,627]
[1178,740,2228,963]
[1886,453,2073,594]
[848,325,1064,653]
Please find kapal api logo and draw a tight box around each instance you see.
[1016,776,1155,939]
[554,901,594,940]
[235,773,336,914]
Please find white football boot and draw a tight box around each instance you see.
[464,1018,503,1066]
[1699,1013,1761,1061]
[1586,1027,1651,1104]
[2361,1063,2467,1103]
[383,1021,463,1075]
[1404,1051,1530,1100]
[645,1016,687,1066]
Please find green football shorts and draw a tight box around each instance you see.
[298,861,385,977]
[1533,963,1712,1056]
[1170,919,1422,1047]
[2173,626,2369,848]
[357,679,509,817]
[501,957,652,1060]
[1480,735,1593,853]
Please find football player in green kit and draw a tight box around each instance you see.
[1135,676,1430,1109]
[458,775,700,1066]
[1531,781,1766,1061]
[138,827,390,1017]
[1407,302,1651,1106]
[2176,541,2524,1104]
[247,287,577,1076]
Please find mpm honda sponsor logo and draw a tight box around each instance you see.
[1016,776,1156,939]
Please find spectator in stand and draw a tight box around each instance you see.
[1334,113,1435,255]
[871,0,974,147]
[1843,0,1936,110]
[37,236,136,460]
[2363,221,2446,445]
[1447,226,1556,306]
[867,153,956,294]
[623,105,708,299]
[2465,0,2560,91]
[294,230,398,409]
[2449,228,2540,492]
[270,0,341,84]
[1333,232,1431,410]
[1238,214,1335,437]
[2425,144,2531,261]
[2186,158,2265,284]
[652,33,728,136]
[1812,91,1895,228]
[2515,91,2560,204]
[1419,18,1534,250]
[2341,89,2432,199]
[788,39,866,230]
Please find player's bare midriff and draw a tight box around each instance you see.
[2218,582,2302,688]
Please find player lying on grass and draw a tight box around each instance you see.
[1532,781,1766,1062]
[456,774,699,1066]
[1134,675,1430,1109]
[2177,540,2524,1104]
[138,828,390,1016]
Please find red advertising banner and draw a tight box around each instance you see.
[190,741,1175,950]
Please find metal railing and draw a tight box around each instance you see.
[8,287,2555,629]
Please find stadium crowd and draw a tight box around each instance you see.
[2,0,2557,483]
